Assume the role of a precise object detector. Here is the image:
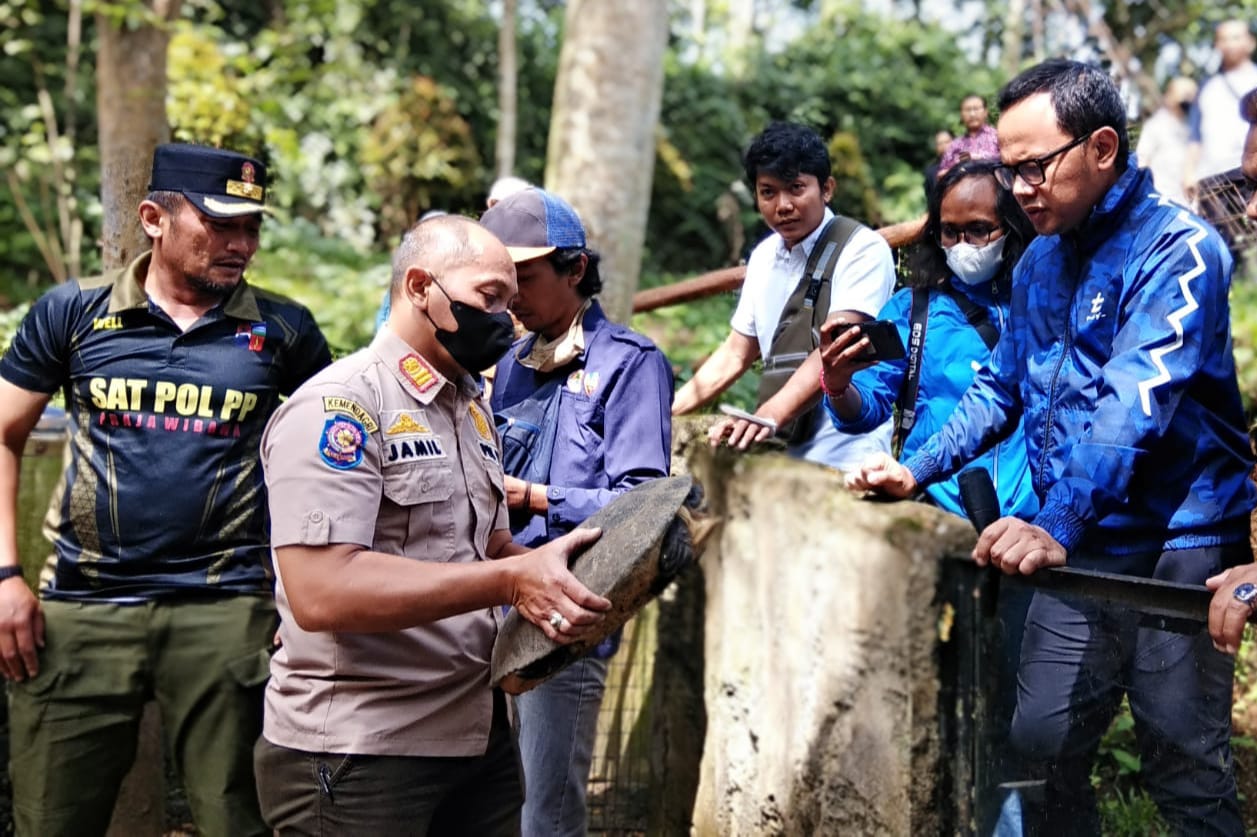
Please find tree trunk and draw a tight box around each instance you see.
[494,0,518,179]
[95,7,180,834]
[545,0,669,323]
[95,0,180,271]
[1002,0,1026,79]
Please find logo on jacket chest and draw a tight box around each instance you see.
[1086,291,1107,322]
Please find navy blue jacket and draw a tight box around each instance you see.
[490,301,673,548]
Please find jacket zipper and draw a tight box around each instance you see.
[991,293,1005,504]
[1037,279,1079,496]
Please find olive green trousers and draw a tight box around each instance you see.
[8,595,276,837]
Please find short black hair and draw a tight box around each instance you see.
[910,159,1036,289]
[961,93,986,108]
[742,122,831,187]
[997,59,1129,171]
[549,247,602,298]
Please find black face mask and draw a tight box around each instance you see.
[426,279,516,374]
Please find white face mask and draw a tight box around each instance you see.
[945,235,1006,285]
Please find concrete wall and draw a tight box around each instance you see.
[680,437,975,835]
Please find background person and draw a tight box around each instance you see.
[923,128,955,198]
[481,187,673,837]
[939,93,1000,172]
[1184,19,1257,202]
[672,121,896,471]
[487,175,532,209]
[848,59,1255,835]
[1136,76,1198,205]
[254,215,610,835]
[0,143,331,836]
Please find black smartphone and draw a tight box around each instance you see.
[826,320,906,362]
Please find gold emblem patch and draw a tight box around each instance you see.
[321,396,379,433]
[225,180,264,200]
[468,404,492,441]
[385,413,430,436]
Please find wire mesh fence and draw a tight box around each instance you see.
[587,601,659,836]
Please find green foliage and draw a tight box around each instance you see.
[167,28,253,148]
[0,302,31,357]
[361,75,481,241]
[1092,699,1170,835]
[1231,281,1257,422]
[246,218,388,356]
[0,0,101,296]
[630,272,758,412]
[646,3,998,278]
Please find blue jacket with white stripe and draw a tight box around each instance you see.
[905,164,1255,563]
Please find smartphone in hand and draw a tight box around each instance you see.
[718,404,778,431]
[826,320,906,362]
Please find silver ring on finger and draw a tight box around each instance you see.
[549,611,564,630]
[1232,582,1257,614]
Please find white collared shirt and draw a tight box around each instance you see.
[731,207,895,471]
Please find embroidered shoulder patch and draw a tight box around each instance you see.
[322,396,379,433]
[319,416,368,470]
[399,354,439,395]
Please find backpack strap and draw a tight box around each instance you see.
[940,285,999,349]
[764,214,863,360]
[755,215,862,443]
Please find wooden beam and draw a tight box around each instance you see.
[631,214,927,314]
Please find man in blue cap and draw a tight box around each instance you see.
[0,143,331,836]
[481,188,673,837]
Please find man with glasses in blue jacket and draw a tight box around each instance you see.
[848,59,1256,835]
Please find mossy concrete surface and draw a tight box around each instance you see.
[678,424,973,835]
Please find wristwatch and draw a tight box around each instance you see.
[0,566,23,583]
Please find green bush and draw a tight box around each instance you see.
[248,218,388,356]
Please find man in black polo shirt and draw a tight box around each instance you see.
[0,144,331,836]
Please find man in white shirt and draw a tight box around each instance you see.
[672,122,895,470]
[1184,19,1257,201]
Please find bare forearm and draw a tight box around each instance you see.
[278,544,522,632]
[673,337,756,415]
[674,362,738,414]
[0,446,21,568]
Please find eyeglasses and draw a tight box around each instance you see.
[993,130,1095,190]
[939,223,1002,247]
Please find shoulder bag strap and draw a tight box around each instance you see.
[893,287,930,456]
[940,285,1000,349]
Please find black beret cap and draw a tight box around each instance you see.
[148,143,269,218]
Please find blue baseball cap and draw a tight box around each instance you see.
[149,143,269,218]
[479,187,586,262]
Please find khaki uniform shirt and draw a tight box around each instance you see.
[260,327,508,756]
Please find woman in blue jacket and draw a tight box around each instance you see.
[820,159,1038,520]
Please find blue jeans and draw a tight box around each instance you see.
[1010,545,1244,837]
[515,654,608,837]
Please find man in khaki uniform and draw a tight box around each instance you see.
[254,215,610,834]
